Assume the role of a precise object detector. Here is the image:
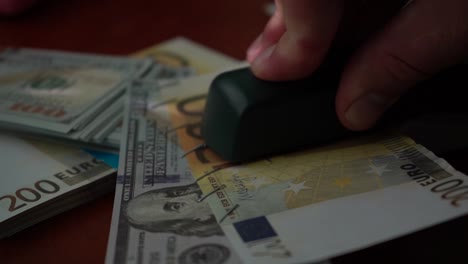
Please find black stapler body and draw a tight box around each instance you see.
[201,61,351,162]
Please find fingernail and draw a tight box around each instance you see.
[247,34,263,62]
[345,93,392,130]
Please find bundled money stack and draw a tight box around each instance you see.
[0,48,140,239]
[0,47,152,151]
[0,38,238,239]
[0,134,116,239]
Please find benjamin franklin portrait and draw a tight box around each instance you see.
[124,182,224,237]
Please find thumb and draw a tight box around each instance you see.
[336,0,468,131]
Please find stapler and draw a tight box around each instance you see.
[201,51,353,162]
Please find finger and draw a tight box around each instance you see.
[251,0,344,81]
[247,0,285,62]
[336,0,468,131]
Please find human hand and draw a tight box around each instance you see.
[0,0,39,15]
[247,0,468,131]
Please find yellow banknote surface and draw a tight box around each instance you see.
[132,37,237,75]
[102,37,240,146]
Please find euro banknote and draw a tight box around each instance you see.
[0,133,115,238]
[99,37,239,148]
[142,69,468,263]
[133,37,238,82]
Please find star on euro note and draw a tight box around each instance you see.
[283,180,311,195]
[367,164,391,176]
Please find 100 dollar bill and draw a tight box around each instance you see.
[105,80,241,264]
[0,48,150,134]
[105,39,242,264]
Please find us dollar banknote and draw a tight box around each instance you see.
[105,80,241,264]
[141,69,468,264]
[105,40,242,264]
[0,48,151,134]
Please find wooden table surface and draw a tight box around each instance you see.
[1,1,468,263]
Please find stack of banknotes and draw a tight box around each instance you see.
[0,37,236,239]
[0,48,150,150]
[1,37,468,264]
